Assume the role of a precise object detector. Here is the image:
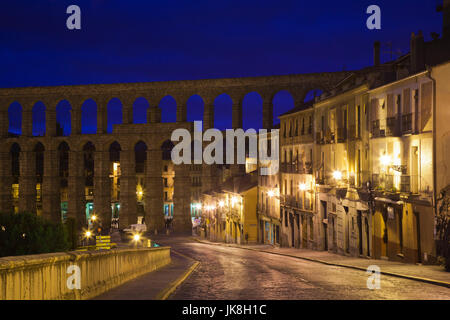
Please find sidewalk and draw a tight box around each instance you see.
[194,238,450,288]
[93,250,198,300]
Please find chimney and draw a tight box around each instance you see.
[373,41,381,66]
[443,0,450,39]
[410,31,425,74]
[437,0,450,39]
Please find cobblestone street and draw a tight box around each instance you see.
[153,237,450,300]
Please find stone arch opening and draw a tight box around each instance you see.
[135,141,147,212]
[56,100,71,136]
[81,99,97,134]
[186,95,204,123]
[135,141,147,174]
[34,142,45,181]
[214,94,233,130]
[109,141,122,220]
[32,102,46,137]
[10,143,21,212]
[133,97,149,124]
[107,98,123,133]
[161,139,174,160]
[83,141,95,222]
[273,90,295,127]
[161,139,175,221]
[34,142,45,215]
[58,141,70,220]
[8,102,22,136]
[242,92,263,130]
[160,95,177,123]
[303,89,323,103]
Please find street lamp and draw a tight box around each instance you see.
[333,170,342,180]
[299,183,307,191]
[132,233,141,248]
[380,154,391,167]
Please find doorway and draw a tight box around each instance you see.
[321,201,328,251]
[365,217,370,257]
[414,210,422,263]
[290,213,295,247]
[357,211,363,255]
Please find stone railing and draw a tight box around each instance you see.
[0,246,171,300]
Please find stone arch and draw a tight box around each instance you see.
[81,98,97,134]
[159,95,177,123]
[107,97,123,133]
[56,100,71,136]
[133,97,149,124]
[32,101,46,137]
[242,91,263,130]
[8,102,22,136]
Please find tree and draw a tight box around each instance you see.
[436,185,450,271]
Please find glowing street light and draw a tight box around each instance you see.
[218,201,225,208]
[85,230,92,239]
[333,170,342,180]
[380,154,391,166]
[133,233,141,242]
[267,190,275,198]
[299,183,307,191]
[91,214,97,222]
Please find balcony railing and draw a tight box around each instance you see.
[372,173,419,194]
[402,114,413,134]
[386,117,399,137]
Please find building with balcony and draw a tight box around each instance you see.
[279,101,316,249]
[257,130,281,245]
[313,81,372,257]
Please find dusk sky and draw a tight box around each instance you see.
[0,0,443,133]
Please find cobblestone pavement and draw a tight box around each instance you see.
[154,237,450,300]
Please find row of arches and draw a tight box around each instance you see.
[6,90,322,136]
[6,138,175,229]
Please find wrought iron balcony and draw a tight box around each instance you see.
[402,113,413,134]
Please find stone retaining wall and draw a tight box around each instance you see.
[0,247,171,300]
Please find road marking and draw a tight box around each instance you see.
[155,250,200,300]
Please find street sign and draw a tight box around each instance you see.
[96,235,111,250]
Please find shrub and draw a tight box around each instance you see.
[0,212,70,258]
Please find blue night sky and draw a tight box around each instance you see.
[0,0,443,134]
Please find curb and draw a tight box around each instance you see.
[155,250,200,300]
[192,238,450,289]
